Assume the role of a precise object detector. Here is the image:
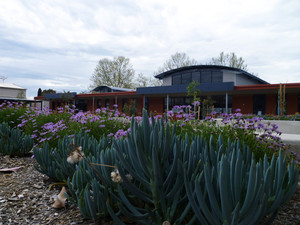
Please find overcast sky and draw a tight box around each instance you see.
[0,0,299,99]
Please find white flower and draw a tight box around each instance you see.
[111,169,122,183]
[111,169,133,183]
[125,174,133,182]
[67,150,82,164]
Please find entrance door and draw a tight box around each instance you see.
[253,95,266,115]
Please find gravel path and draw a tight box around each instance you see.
[0,156,299,225]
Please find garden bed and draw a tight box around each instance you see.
[0,155,299,224]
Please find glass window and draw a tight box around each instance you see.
[105,99,110,108]
[122,98,127,108]
[97,99,102,108]
[172,73,181,85]
[212,71,223,83]
[201,71,211,83]
[145,97,149,111]
[181,72,191,84]
[192,72,201,83]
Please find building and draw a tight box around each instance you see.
[0,82,43,107]
[0,82,26,99]
[34,65,300,116]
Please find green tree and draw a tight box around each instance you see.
[41,89,56,96]
[90,56,135,89]
[37,88,42,97]
[17,91,26,99]
[155,52,198,74]
[208,52,248,71]
[187,81,201,104]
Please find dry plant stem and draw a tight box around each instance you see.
[90,163,117,169]
[72,144,110,200]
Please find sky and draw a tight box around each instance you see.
[0,0,299,99]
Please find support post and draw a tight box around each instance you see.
[92,96,95,113]
[225,92,228,114]
[166,94,169,112]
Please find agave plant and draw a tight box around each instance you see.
[106,111,196,224]
[0,122,33,156]
[183,141,298,225]
[33,131,111,181]
[61,111,298,225]
[67,147,117,220]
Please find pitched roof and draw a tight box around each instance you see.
[154,65,269,84]
[0,82,26,90]
[92,85,134,92]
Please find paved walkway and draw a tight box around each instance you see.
[281,133,300,156]
[262,120,300,156]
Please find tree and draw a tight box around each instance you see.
[208,52,248,71]
[37,88,42,97]
[42,89,56,96]
[155,52,198,74]
[135,73,162,87]
[90,56,135,89]
[17,90,26,99]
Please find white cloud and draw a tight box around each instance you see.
[0,0,299,99]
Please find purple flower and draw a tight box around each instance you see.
[167,111,174,117]
[193,101,200,106]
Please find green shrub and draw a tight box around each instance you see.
[184,146,298,225]
[0,122,33,156]
[33,131,111,181]
[67,148,117,220]
[70,111,298,224]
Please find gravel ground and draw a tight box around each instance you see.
[0,156,299,225]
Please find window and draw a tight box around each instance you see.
[181,72,191,84]
[105,99,110,108]
[172,73,181,85]
[164,97,192,112]
[212,71,223,83]
[201,71,211,83]
[145,97,149,111]
[192,72,201,83]
[122,98,128,109]
[97,99,102,108]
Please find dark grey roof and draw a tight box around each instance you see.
[92,85,134,92]
[154,65,269,84]
[136,82,234,95]
[44,92,77,100]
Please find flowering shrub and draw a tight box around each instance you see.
[171,107,300,166]
[0,102,130,148]
[1,101,299,166]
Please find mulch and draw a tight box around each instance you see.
[0,156,299,225]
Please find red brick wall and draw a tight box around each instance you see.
[87,99,93,112]
[148,97,164,115]
[232,95,253,114]
[266,94,277,115]
[136,98,143,115]
[287,94,299,114]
